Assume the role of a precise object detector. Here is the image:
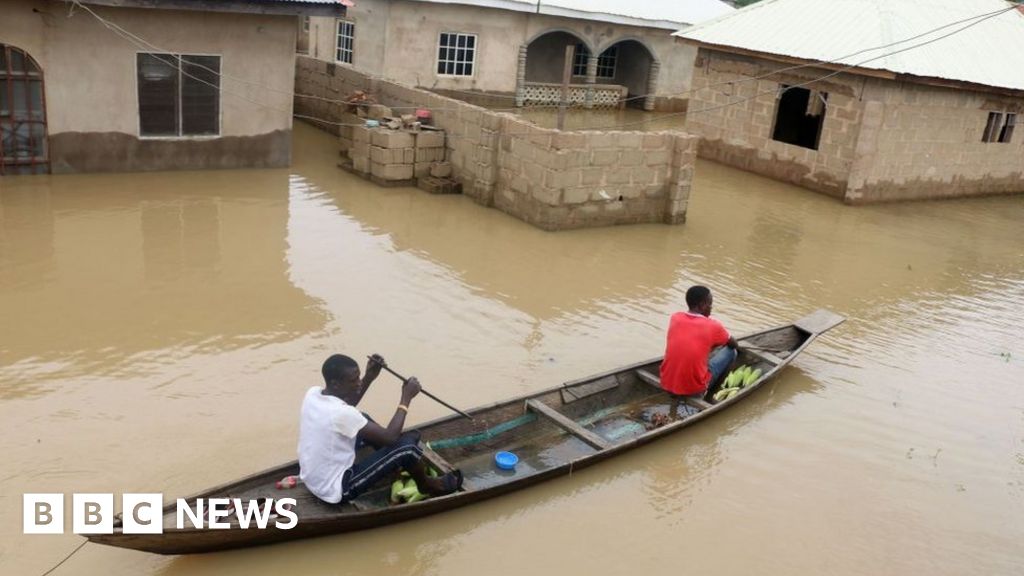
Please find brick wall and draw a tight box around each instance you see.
[848,81,1024,203]
[684,47,1024,203]
[684,49,862,199]
[295,56,698,230]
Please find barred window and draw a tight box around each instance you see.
[572,44,589,76]
[437,33,476,77]
[137,53,220,137]
[1,44,49,175]
[596,46,617,79]
[570,44,616,79]
[336,20,355,64]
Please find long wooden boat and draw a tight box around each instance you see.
[88,309,843,554]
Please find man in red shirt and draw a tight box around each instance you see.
[660,286,738,397]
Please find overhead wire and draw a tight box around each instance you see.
[581,3,1023,132]
[66,0,1022,138]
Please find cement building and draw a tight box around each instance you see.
[303,0,733,112]
[675,0,1024,203]
[0,0,342,175]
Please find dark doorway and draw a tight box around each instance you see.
[771,86,827,150]
[1,44,49,175]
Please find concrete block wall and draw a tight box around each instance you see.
[295,56,697,230]
[683,47,1024,203]
[294,58,371,135]
[344,125,447,182]
[847,81,1024,203]
[492,119,697,229]
[684,48,862,199]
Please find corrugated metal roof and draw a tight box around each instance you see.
[674,0,1024,92]
[408,0,734,29]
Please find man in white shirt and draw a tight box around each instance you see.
[298,353,462,504]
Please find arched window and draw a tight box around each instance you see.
[1,45,48,175]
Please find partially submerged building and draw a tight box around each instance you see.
[1,0,343,175]
[304,0,733,111]
[675,0,1024,203]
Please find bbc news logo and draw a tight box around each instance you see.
[24,494,297,534]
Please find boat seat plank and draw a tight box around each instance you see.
[635,369,711,411]
[525,400,611,450]
[421,443,479,492]
[421,444,456,474]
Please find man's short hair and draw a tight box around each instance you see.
[322,354,359,384]
[685,285,711,309]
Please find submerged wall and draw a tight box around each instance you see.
[683,47,1024,203]
[295,56,697,230]
[847,81,1024,203]
[684,48,862,199]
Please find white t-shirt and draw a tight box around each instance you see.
[298,386,368,503]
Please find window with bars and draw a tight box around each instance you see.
[983,111,1016,143]
[570,44,617,79]
[1,44,48,175]
[596,46,617,79]
[336,20,355,64]
[572,44,588,76]
[437,33,476,77]
[137,53,220,137]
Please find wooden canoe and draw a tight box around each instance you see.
[87,309,844,554]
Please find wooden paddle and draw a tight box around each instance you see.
[370,357,474,420]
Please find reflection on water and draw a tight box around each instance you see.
[0,170,327,397]
[1,122,1023,575]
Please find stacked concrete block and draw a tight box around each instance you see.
[413,130,447,179]
[341,124,449,185]
[297,55,699,230]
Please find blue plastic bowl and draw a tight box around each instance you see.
[495,451,519,470]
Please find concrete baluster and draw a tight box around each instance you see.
[584,54,598,109]
[515,45,528,108]
[644,60,660,111]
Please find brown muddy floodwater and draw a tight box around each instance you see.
[2,122,1023,576]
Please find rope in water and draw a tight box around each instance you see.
[39,540,87,576]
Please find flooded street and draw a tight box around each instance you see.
[2,122,1023,575]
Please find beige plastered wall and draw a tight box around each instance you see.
[308,0,694,105]
[2,0,296,172]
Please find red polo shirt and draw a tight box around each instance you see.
[660,312,730,396]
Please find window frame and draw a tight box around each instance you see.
[595,46,617,80]
[435,32,477,78]
[336,19,355,65]
[135,51,222,140]
[570,44,617,80]
[572,44,589,77]
[984,111,1016,144]
[770,85,828,151]
[0,43,49,175]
